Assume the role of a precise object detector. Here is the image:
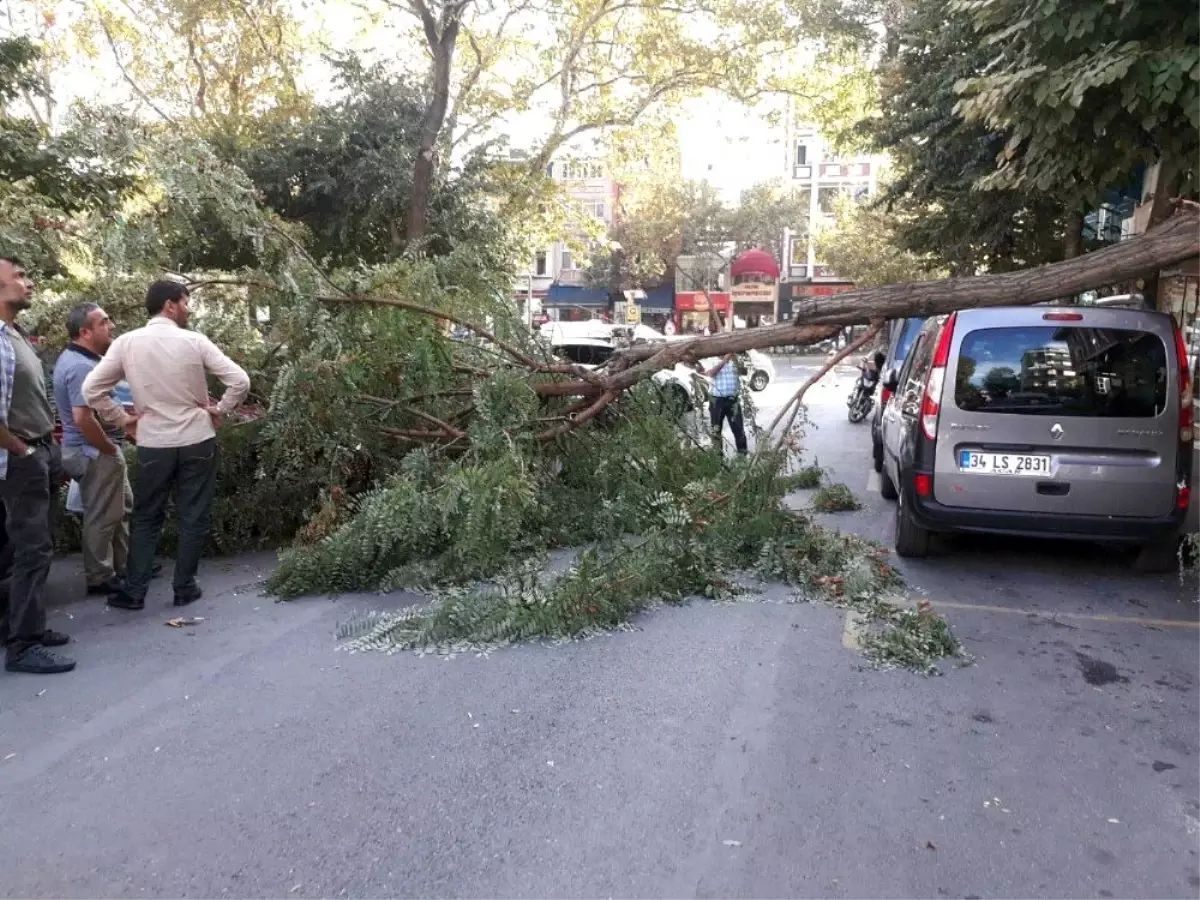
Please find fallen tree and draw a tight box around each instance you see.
[316,203,1199,442]
[261,204,1196,671]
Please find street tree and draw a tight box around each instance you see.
[954,0,1199,213]
[70,0,310,136]
[853,0,1068,274]
[815,193,945,287]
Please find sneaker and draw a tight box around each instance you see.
[107,590,145,611]
[173,587,203,607]
[6,645,76,674]
[39,629,70,647]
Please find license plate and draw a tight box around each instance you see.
[958,450,1052,476]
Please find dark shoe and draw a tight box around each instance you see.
[6,645,76,674]
[107,591,145,611]
[39,629,70,647]
[115,562,163,581]
[86,577,124,596]
[173,587,203,607]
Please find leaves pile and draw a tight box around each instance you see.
[270,385,963,674]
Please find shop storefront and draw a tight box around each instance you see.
[675,291,731,334]
[730,283,777,328]
[730,249,780,328]
[640,283,675,333]
[543,283,612,322]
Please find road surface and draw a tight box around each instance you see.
[1,360,1196,899]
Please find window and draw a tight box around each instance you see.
[795,144,808,166]
[535,252,547,276]
[554,343,614,366]
[561,249,574,270]
[893,317,927,364]
[578,200,606,220]
[790,236,809,265]
[818,187,841,214]
[954,326,1168,418]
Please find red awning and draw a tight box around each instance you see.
[730,248,780,279]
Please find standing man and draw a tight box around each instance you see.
[83,280,249,611]
[53,303,132,596]
[704,353,749,456]
[0,256,73,674]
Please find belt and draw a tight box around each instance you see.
[21,434,54,448]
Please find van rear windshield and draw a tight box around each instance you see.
[954,326,1168,418]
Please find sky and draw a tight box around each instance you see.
[6,0,792,201]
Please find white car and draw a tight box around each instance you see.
[540,324,708,409]
[697,350,775,392]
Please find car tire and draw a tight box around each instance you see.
[894,492,930,558]
[750,371,769,391]
[879,465,898,500]
[872,436,884,473]
[1132,537,1179,574]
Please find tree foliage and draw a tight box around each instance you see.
[816,193,946,286]
[853,0,1068,275]
[954,0,1199,200]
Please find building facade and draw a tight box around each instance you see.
[513,158,620,322]
[777,126,882,320]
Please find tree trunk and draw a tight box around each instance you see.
[615,206,1200,368]
[1140,157,1184,311]
[1063,207,1084,260]
[405,2,464,247]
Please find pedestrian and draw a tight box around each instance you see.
[664,318,676,336]
[83,279,249,611]
[704,352,748,456]
[52,303,133,597]
[0,256,74,674]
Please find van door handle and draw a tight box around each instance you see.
[1036,482,1069,496]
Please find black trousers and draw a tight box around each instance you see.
[709,396,748,455]
[0,442,62,654]
[125,439,218,601]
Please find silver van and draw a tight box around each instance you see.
[878,306,1194,571]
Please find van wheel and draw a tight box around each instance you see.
[872,436,884,473]
[750,371,769,391]
[880,466,898,500]
[894,494,930,558]
[1133,537,1180,574]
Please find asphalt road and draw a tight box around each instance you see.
[1,361,1197,900]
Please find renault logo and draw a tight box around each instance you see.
[1050,423,1064,441]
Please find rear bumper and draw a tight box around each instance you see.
[904,479,1187,545]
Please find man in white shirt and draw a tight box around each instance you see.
[83,280,250,611]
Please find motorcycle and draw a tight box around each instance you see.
[847,352,886,424]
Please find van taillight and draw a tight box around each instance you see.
[1042,312,1083,321]
[920,313,957,441]
[1178,484,1192,510]
[915,473,933,497]
[1172,320,1193,444]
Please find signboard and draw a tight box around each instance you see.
[626,304,641,324]
[731,282,775,304]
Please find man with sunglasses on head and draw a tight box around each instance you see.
[83,279,249,612]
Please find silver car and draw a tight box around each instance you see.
[878,305,1193,571]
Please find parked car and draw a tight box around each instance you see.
[871,317,927,472]
[877,305,1193,571]
[745,350,775,391]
